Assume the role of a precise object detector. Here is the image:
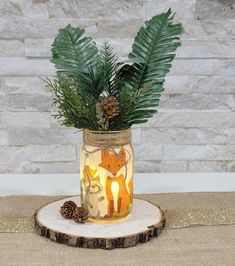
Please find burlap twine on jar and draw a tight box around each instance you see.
[83,129,131,147]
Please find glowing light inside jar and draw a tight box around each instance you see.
[111,181,119,212]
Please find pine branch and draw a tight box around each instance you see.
[46,10,183,131]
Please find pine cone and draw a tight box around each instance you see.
[73,207,89,223]
[60,201,77,219]
[100,96,119,119]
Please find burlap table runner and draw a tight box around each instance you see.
[0,192,235,265]
[0,193,235,233]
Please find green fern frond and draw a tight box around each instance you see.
[51,24,98,77]
[119,9,183,126]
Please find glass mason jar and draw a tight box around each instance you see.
[80,129,133,222]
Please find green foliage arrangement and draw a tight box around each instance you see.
[45,9,183,131]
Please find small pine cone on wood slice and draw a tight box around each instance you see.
[100,96,119,119]
[60,201,77,219]
[73,207,89,223]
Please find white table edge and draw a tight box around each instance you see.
[0,172,235,196]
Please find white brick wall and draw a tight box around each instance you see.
[0,0,235,173]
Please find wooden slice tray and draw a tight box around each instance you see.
[34,196,165,250]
